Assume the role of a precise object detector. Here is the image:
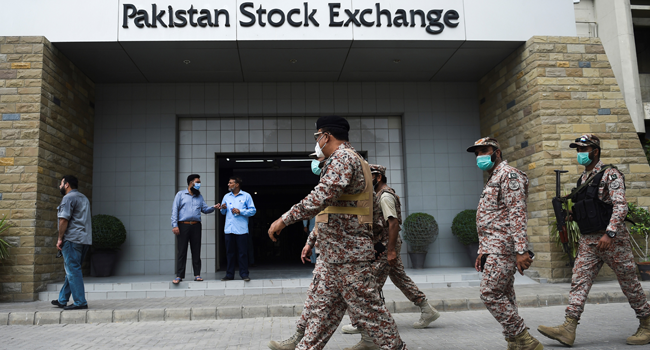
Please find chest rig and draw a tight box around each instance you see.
[315,149,374,228]
[569,165,614,234]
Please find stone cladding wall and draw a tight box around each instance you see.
[0,36,94,301]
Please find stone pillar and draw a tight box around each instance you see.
[478,36,650,282]
[0,36,94,301]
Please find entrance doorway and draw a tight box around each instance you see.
[215,154,319,272]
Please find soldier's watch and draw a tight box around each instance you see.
[606,231,616,238]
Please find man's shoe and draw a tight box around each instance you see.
[221,277,234,281]
[537,316,578,346]
[267,329,304,350]
[51,300,66,308]
[343,331,379,350]
[505,337,516,350]
[243,277,251,282]
[63,304,88,311]
[513,328,544,350]
[342,324,361,334]
[627,315,650,345]
[413,299,441,329]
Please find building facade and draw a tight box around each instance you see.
[1,0,650,301]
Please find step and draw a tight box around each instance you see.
[39,273,482,301]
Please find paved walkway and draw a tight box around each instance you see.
[1,280,648,326]
[1,303,645,349]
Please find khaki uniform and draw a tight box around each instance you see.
[566,160,650,320]
[477,160,530,338]
[282,142,406,350]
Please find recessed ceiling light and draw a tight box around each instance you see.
[183,60,191,64]
[393,59,401,64]
[290,59,298,64]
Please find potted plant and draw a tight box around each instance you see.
[451,210,479,266]
[627,203,650,280]
[402,212,438,269]
[0,215,14,260]
[91,214,127,277]
[548,195,581,265]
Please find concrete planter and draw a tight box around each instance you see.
[638,262,650,281]
[464,242,480,267]
[408,252,427,269]
[91,250,118,277]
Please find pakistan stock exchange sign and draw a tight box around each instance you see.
[119,0,463,41]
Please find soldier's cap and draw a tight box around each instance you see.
[570,134,600,149]
[466,137,500,153]
[369,164,386,175]
[315,115,350,133]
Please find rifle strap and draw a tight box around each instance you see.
[569,165,614,199]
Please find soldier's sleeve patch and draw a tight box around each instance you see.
[508,179,520,191]
[609,174,618,181]
[610,181,620,190]
[508,172,518,179]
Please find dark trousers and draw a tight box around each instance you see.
[225,233,249,278]
[176,222,202,278]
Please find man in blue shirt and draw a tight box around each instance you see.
[171,174,219,284]
[218,176,256,281]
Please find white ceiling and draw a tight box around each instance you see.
[54,40,522,83]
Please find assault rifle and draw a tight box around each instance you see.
[552,170,574,267]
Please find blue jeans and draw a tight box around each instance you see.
[225,233,249,279]
[58,241,90,306]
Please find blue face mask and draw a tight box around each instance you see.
[311,159,322,175]
[193,183,201,190]
[577,152,592,166]
[476,154,495,171]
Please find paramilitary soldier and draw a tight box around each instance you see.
[468,137,542,350]
[268,115,407,350]
[538,134,650,346]
[339,164,441,350]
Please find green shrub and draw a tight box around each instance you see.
[627,203,650,262]
[451,210,478,246]
[402,212,438,253]
[0,215,13,259]
[92,215,127,250]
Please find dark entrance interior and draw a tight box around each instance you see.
[216,154,319,271]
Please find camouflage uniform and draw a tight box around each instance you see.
[282,142,406,350]
[476,159,530,338]
[566,160,650,320]
[372,186,426,304]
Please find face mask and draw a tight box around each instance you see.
[577,152,592,166]
[315,135,326,158]
[59,185,66,196]
[193,183,201,190]
[476,154,495,171]
[311,159,322,175]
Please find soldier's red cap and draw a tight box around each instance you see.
[369,164,386,175]
[466,137,500,153]
[570,134,600,149]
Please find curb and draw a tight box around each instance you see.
[0,290,638,326]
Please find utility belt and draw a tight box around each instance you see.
[568,165,614,235]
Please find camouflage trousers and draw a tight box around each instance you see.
[296,261,407,350]
[374,241,426,304]
[480,254,527,338]
[566,234,650,320]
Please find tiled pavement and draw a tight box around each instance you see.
[0,280,648,326]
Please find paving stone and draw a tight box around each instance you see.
[165,308,191,321]
[8,312,34,325]
[34,311,60,325]
[191,307,216,321]
[268,304,294,317]
[242,305,267,319]
[586,292,608,305]
[60,310,87,324]
[139,308,165,322]
[443,299,468,312]
[87,310,113,324]
[217,306,241,319]
[113,309,138,323]
[517,295,539,308]
[394,300,419,313]
[538,293,565,307]
[0,312,8,325]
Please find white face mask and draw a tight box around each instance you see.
[315,135,326,158]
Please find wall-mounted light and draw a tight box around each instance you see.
[183,60,191,65]
[290,59,298,64]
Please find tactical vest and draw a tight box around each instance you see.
[375,186,403,244]
[570,165,614,234]
[315,149,373,227]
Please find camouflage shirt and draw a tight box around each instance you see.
[282,142,379,264]
[476,160,529,255]
[375,186,403,246]
[577,160,629,243]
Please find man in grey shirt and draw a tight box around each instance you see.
[52,175,92,310]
